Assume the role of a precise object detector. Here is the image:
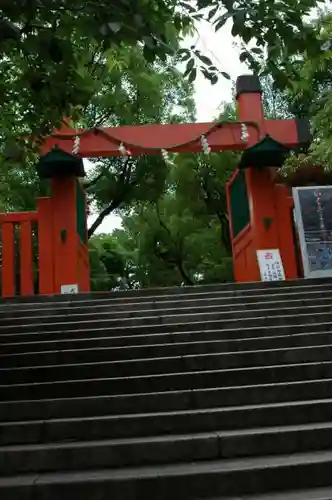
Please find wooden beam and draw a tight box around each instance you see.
[0,212,38,223]
[39,118,296,159]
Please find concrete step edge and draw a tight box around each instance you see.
[2,296,332,325]
[1,322,331,348]
[3,421,332,453]
[1,288,332,318]
[0,377,331,409]
[1,278,331,308]
[1,397,332,427]
[1,359,332,391]
[2,330,331,360]
[1,342,332,375]
[2,307,332,334]
[1,449,332,486]
[220,486,332,500]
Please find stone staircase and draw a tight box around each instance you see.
[2,279,332,498]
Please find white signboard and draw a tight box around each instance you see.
[293,186,332,279]
[257,249,286,282]
[61,284,79,294]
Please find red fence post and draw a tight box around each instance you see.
[51,176,78,293]
[50,176,90,294]
[274,184,298,280]
[38,197,55,295]
[19,220,34,296]
[1,222,15,298]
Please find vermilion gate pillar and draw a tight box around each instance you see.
[226,75,307,282]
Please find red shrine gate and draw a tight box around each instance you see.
[0,75,310,298]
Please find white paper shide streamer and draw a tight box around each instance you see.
[161,149,175,166]
[201,135,211,155]
[241,123,249,142]
[73,135,80,155]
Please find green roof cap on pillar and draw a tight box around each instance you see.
[37,146,86,178]
[238,134,290,169]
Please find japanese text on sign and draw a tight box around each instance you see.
[256,249,286,282]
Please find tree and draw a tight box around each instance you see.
[0,0,324,144]
[84,44,196,237]
[260,75,293,120]
[171,150,238,254]
[0,39,196,218]
[89,233,129,290]
[87,155,169,238]
[89,133,238,290]
[259,11,332,167]
[106,193,234,289]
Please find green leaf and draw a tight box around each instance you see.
[0,19,20,41]
[251,47,263,55]
[188,68,197,83]
[143,44,155,62]
[180,2,196,13]
[133,15,144,27]
[231,22,240,37]
[239,51,248,62]
[208,6,219,20]
[214,12,232,31]
[223,0,235,8]
[221,71,231,80]
[195,52,213,66]
[177,48,191,61]
[143,36,156,49]
[231,9,246,37]
[108,22,121,34]
[205,72,218,85]
[184,58,195,77]
[241,28,252,44]
[174,15,182,31]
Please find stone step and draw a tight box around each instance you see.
[2,421,332,475]
[217,486,332,500]
[1,290,332,322]
[2,344,332,385]
[2,330,332,367]
[2,360,332,401]
[1,278,331,308]
[1,309,332,345]
[1,378,332,422]
[2,449,332,499]
[1,279,332,499]
[2,398,332,446]
[2,303,332,334]
[1,320,331,351]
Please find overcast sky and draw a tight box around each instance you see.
[87,20,247,234]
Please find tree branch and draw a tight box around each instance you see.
[87,199,121,239]
[87,158,137,238]
[84,171,105,189]
[200,172,232,253]
[216,211,232,253]
[156,202,172,237]
[155,203,193,286]
[177,260,194,286]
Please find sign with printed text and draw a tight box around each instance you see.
[293,186,332,279]
[256,249,285,282]
[61,284,79,294]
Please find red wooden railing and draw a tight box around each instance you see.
[0,190,90,299]
[0,212,38,298]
